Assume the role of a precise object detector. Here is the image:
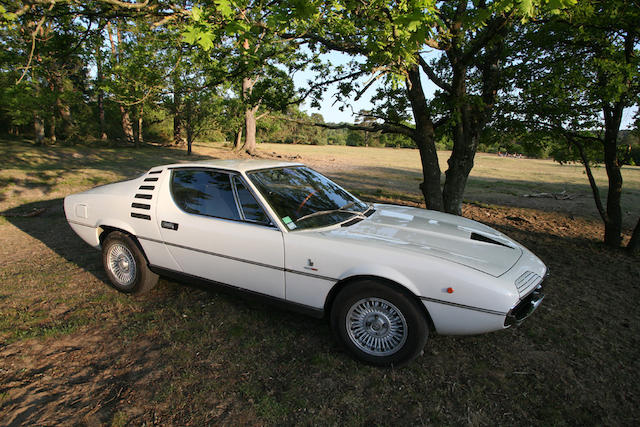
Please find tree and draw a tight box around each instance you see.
[0,1,93,143]
[294,0,574,214]
[505,0,639,250]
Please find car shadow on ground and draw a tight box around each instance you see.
[3,198,107,282]
[2,197,334,424]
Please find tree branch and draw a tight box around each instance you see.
[569,135,608,223]
[460,15,509,66]
[293,33,367,56]
[283,117,415,138]
[532,120,604,144]
[286,69,367,106]
[417,54,451,93]
[16,2,54,84]
[354,69,389,101]
[26,0,150,9]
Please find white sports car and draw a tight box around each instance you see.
[64,159,546,366]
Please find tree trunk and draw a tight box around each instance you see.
[627,217,640,254]
[107,22,134,144]
[137,104,143,147]
[34,114,45,145]
[234,127,243,150]
[442,98,479,215]
[405,65,443,211]
[185,100,193,155]
[98,91,107,140]
[173,82,185,145]
[56,97,74,140]
[173,114,185,145]
[46,80,57,143]
[96,44,107,140]
[119,105,135,144]
[244,105,258,155]
[242,77,258,155]
[602,110,623,247]
[48,110,56,144]
[443,32,504,215]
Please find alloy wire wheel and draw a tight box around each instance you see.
[331,280,428,366]
[102,231,159,294]
[107,243,137,287]
[346,297,408,356]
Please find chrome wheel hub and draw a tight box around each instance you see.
[107,243,136,287]
[346,297,407,356]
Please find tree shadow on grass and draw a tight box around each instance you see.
[0,138,211,173]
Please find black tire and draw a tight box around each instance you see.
[330,280,428,367]
[102,231,158,294]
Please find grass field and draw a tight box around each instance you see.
[1,138,639,425]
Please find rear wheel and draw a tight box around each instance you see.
[102,231,158,294]
[330,280,428,366]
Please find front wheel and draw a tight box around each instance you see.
[330,280,428,366]
[102,231,158,294]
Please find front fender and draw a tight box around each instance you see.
[338,264,422,298]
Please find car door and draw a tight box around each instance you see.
[155,167,285,299]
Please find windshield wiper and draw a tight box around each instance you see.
[296,201,366,223]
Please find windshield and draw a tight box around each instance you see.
[248,166,370,231]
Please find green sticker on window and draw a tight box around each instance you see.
[282,216,293,224]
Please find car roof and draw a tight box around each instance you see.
[157,159,304,173]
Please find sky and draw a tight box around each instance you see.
[292,51,638,129]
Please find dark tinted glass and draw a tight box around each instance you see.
[233,177,270,224]
[171,169,240,220]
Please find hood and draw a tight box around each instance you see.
[327,204,522,277]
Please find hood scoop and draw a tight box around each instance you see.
[470,232,514,249]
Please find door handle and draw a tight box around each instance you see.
[161,221,179,231]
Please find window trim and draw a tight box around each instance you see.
[168,167,277,229]
[231,175,273,226]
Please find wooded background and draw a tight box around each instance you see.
[1,0,638,249]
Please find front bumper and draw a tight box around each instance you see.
[504,284,545,327]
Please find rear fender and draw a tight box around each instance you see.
[97,219,136,244]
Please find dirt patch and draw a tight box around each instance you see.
[0,328,165,425]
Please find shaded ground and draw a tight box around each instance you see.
[1,139,639,425]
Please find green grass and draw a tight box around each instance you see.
[0,138,639,425]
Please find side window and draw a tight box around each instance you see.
[171,169,241,220]
[233,176,270,225]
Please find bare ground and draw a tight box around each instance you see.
[0,139,639,425]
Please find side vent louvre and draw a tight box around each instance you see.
[470,233,512,248]
[131,212,151,220]
[131,202,151,210]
